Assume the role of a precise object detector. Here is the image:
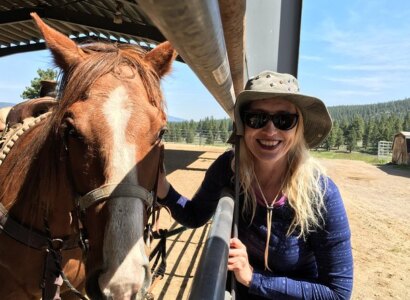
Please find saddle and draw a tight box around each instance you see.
[0,79,57,135]
[0,98,57,163]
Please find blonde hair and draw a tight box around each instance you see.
[237,112,327,239]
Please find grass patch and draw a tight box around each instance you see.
[310,150,390,164]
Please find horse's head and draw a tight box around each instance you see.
[31,13,176,299]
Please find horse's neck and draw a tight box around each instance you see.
[0,121,76,237]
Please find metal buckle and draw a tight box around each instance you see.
[50,238,64,250]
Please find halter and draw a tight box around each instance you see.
[77,183,153,211]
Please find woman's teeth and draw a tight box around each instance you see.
[259,139,280,147]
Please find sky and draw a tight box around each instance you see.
[0,0,409,121]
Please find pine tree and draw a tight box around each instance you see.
[345,127,358,153]
[403,112,410,131]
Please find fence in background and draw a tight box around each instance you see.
[163,129,233,146]
[377,141,393,160]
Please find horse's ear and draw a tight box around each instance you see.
[30,13,85,71]
[145,41,177,77]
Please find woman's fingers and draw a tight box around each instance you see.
[228,238,253,287]
[228,256,248,270]
[230,237,245,249]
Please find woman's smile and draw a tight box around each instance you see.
[257,138,281,149]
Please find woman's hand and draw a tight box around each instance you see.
[228,238,253,287]
[157,163,170,199]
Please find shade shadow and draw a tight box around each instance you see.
[376,163,410,178]
[163,149,207,174]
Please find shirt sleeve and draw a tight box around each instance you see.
[158,150,234,228]
[248,178,354,299]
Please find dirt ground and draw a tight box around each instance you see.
[151,143,410,300]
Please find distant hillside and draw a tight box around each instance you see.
[168,115,185,122]
[0,102,16,108]
[328,98,410,122]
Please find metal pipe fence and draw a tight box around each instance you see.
[188,189,234,300]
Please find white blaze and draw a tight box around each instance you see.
[100,86,149,298]
[103,86,136,182]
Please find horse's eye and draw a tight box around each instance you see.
[158,127,167,140]
[63,122,82,140]
[68,126,78,137]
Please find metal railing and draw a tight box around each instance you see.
[188,189,234,300]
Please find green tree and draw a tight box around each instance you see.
[21,68,58,99]
[403,112,410,131]
[362,120,374,150]
[218,120,229,144]
[352,115,365,141]
[334,124,344,149]
[185,128,195,143]
[345,127,358,153]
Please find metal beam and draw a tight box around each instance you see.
[138,0,236,119]
[0,43,47,57]
[277,0,302,77]
[244,0,302,78]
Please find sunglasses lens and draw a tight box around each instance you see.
[244,112,298,130]
[244,112,269,129]
[274,114,298,130]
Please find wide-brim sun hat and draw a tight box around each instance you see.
[234,70,332,148]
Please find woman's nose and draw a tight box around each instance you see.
[262,119,278,132]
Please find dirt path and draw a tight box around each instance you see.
[321,159,410,300]
[151,144,410,300]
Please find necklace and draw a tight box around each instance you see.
[255,177,285,271]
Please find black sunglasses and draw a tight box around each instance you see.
[243,111,299,130]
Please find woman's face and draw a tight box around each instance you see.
[243,98,299,166]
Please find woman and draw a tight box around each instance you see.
[158,71,353,299]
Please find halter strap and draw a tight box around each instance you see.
[0,203,79,250]
[77,183,154,211]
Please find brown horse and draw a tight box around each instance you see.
[0,13,176,300]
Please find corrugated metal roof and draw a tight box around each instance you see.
[0,0,165,57]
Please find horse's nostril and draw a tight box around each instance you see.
[86,269,105,300]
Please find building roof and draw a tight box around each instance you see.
[395,131,410,139]
[0,0,165,57]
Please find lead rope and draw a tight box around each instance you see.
[60,272,88,300]
[41,219,64,300]
[144,144,188,300]
[41,217,88,300]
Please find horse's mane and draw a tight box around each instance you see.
[0,42,164,222]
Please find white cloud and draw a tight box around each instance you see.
[319,17,410,67]
[300,55,323,62]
